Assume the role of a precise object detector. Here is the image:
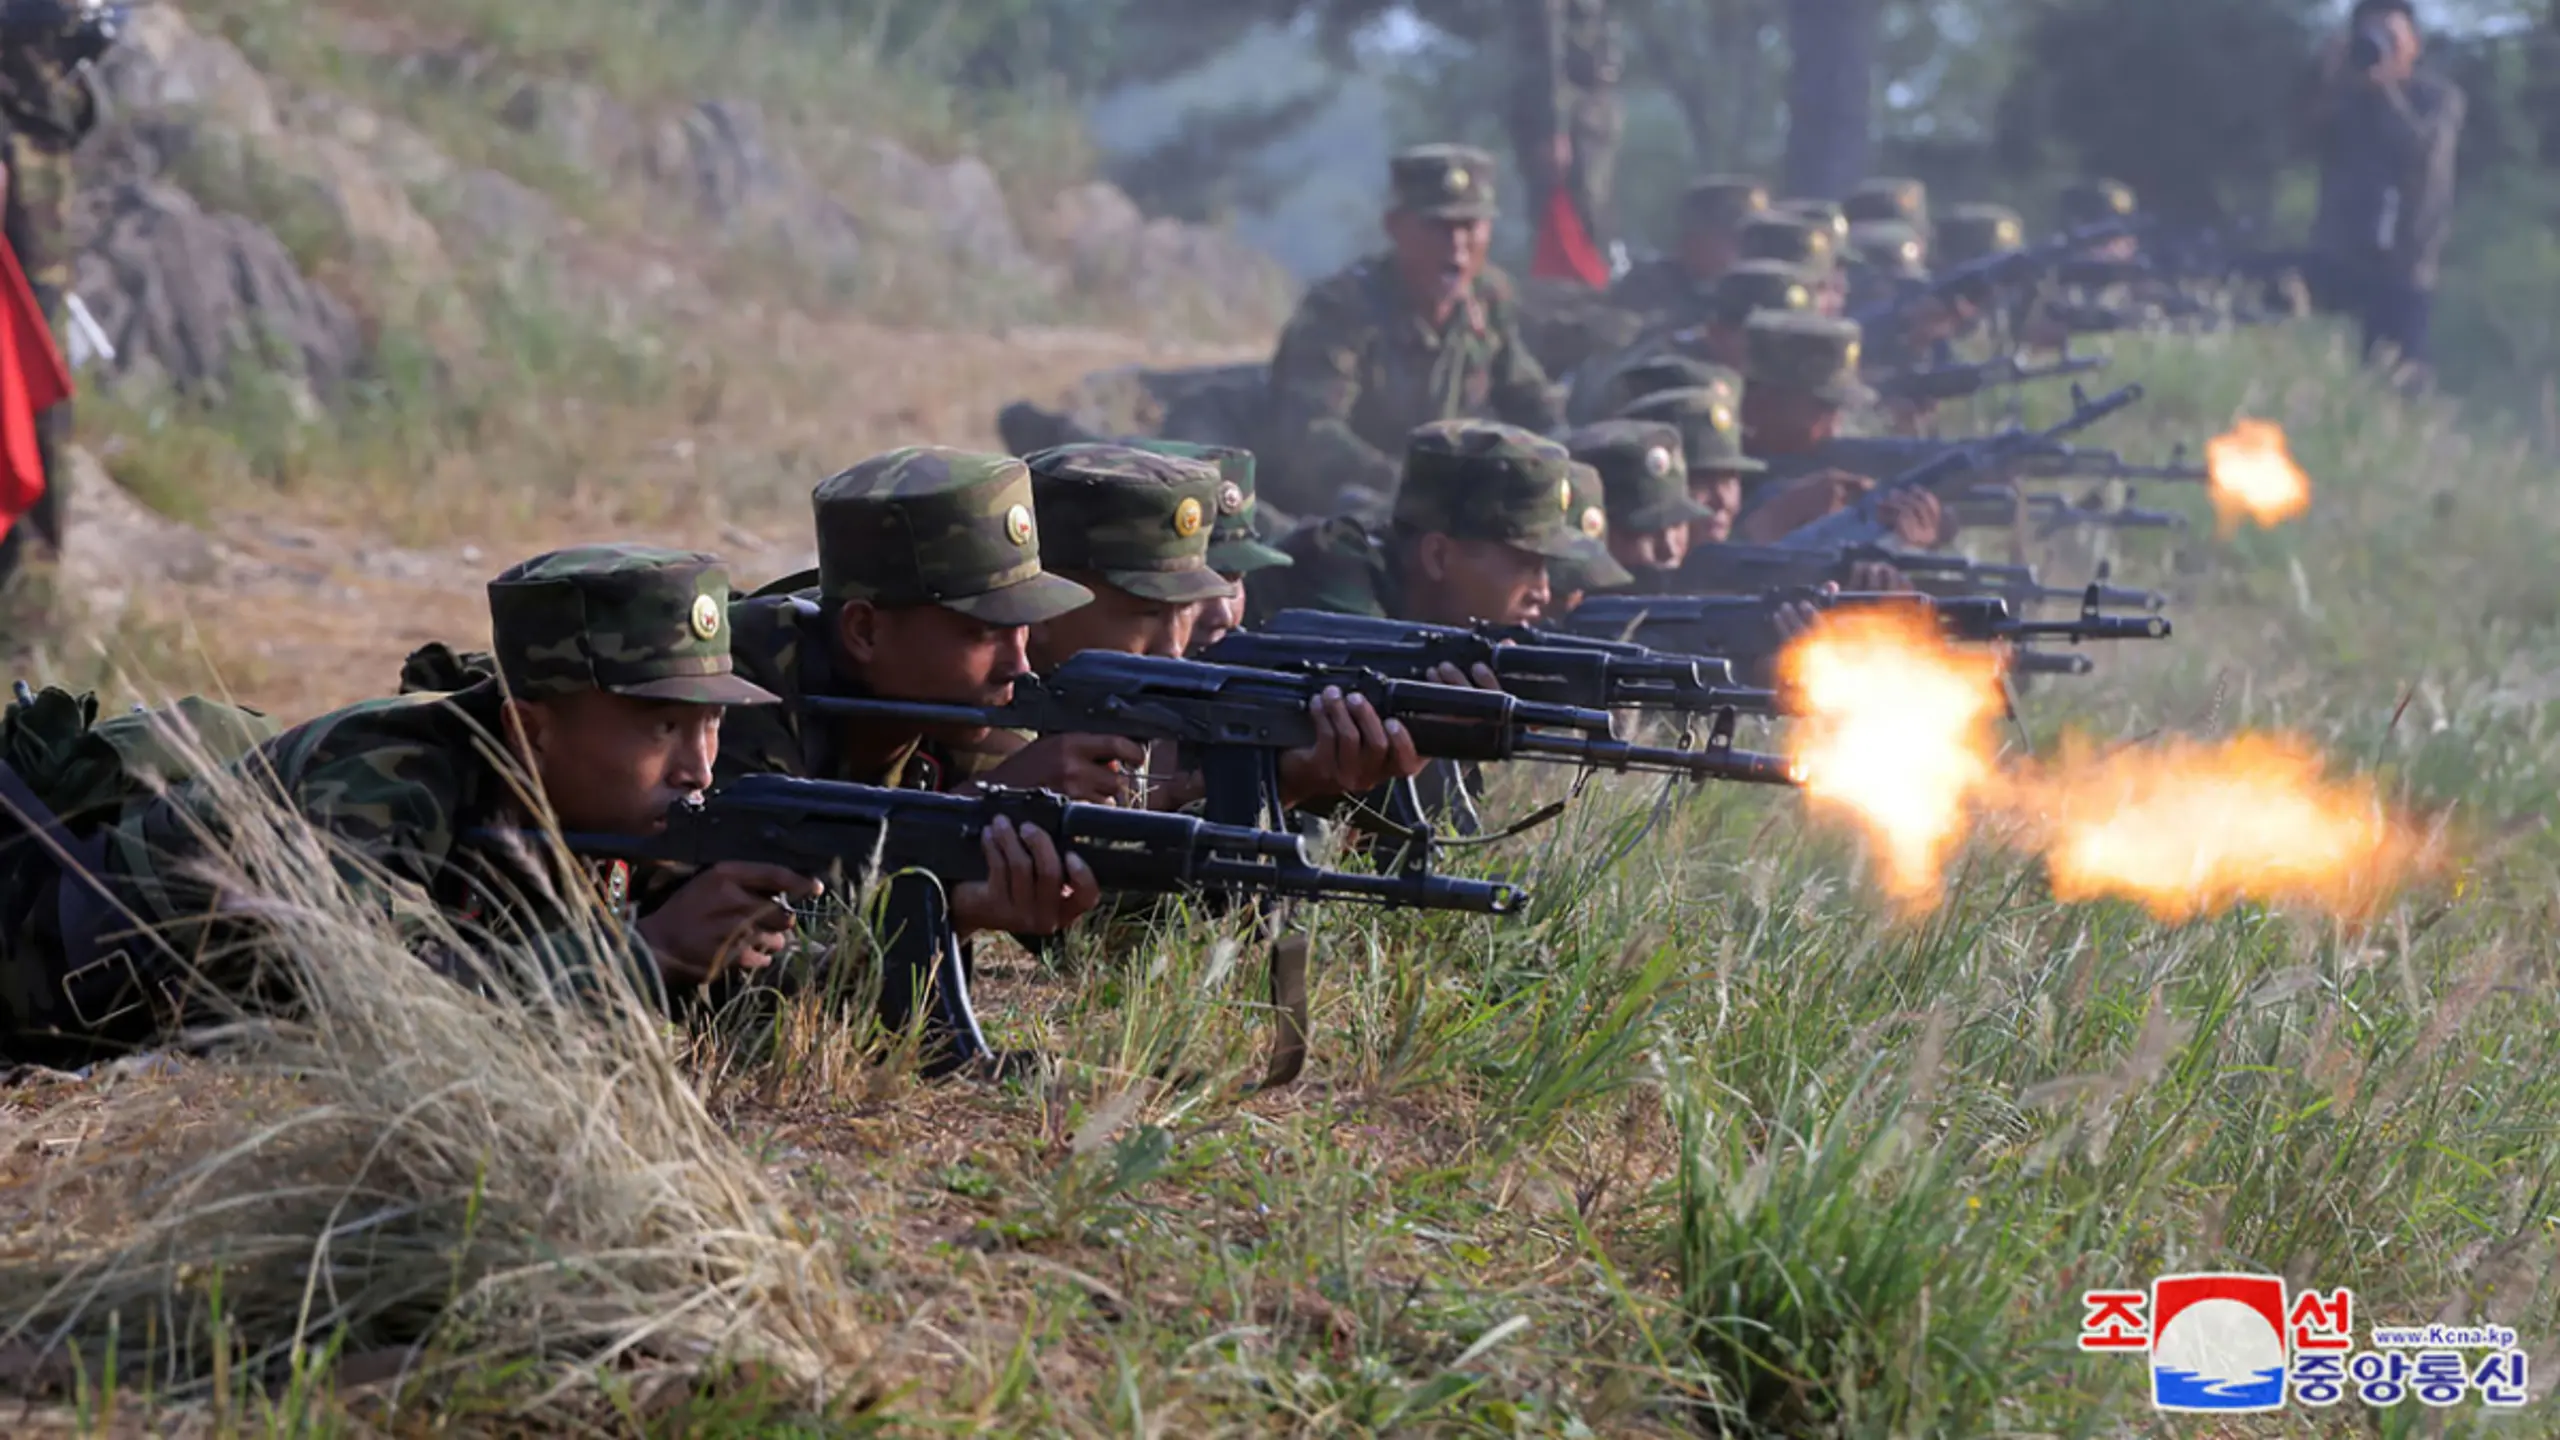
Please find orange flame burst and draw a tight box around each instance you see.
[2017,732,2426,923]
[1778,607,2008,908]
[2204,418,2313,535]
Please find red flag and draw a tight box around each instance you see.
[0,233,71,547]
[1531,185,1609,289]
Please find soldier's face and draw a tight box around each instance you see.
[511,692,721,835]
[1412,535,1551,627]
[1031,574,1204,669]
[1688,471,1744,545]
[1815,274,1847,317]
[1188,575,1247,657]
[1609,522,1689,574]
[1387,212,1493,305]
[838,601,1032,746]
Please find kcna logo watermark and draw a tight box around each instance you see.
[2079,1273,2531,1413]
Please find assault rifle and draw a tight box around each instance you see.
[1806,434,2209,487]
[1852,217,2138,332]
[802,650,1802,803]
[494,774,1524,1077]
[1866,350,2107,405]
[1206,609,1781,717]
[1949,484,2189,537]
[1778,382,2144,551]
[1664,540,2166,613]
[516,774,1525,916]
[1567,586,2170,667]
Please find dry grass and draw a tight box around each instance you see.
[0,734,874,1429]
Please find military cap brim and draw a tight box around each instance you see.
[1207,535,1295,575]
[1521,529,1616,566]
[1552,548,1637,593]
[1098,565,1238,605]
[612,671,784,706]
[1690,453,1769,476]
[941,569,1096,625]
[1626,494,1719,532]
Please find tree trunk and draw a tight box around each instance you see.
[1782,0,1876,198]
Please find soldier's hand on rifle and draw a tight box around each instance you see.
[1278,686,1425,806]
[1846,561,1912,593]
[1738,469,1873,543]
[1426,661,1505,692]
[951,816,1101,938]
[1770,592,1830,644]
[982,732,1146,805]
[1877,489,1953,548]
[638,861,823,986]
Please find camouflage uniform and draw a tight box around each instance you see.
[1566,419,1706,567]
[1512,0,1624,249]
[1255,421,1611,832]
[1253,419,1611,622]
[1778,198,1851,248]
[14,547,773,1061]
[1616,386,1765,483]
[0,45,98,555]
[1738,312,1874,494]
[1843,177,1929,232]
[1738,212,1839,279]
[1933,205,2027,268]
[1545,457,1635,599]
[1119,438,1294,580]
[1264,146,1560,511]
[716,446,1093,791]
[1569,347,1744,429]
[1606,176,1769,322]
[1845,220,1929,320]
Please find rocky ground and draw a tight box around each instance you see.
[10,4,1283,720]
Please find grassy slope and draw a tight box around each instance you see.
[13,321,2553,1436]
[8,2,2560,1432]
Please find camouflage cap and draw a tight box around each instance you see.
[1778,197,1851,245]
[1843,177,1929,228]
[1680,175,1770,231]
[1745,312,1872,408]
[1618,385,1767,475]
[1567,420,1711,535]
[1934,203,2027,266]
[813,446,1094,625]
[1118,437,1293,576]
[1546,461,1637,595]
[1737,211,1836,276]
[1612,355,1740,413]
[1848,220,1928,280]
[487,544,779,706]
[1390,143,1498,219]
[1392,419,1614,570]
[1711,260,1818,327]
[1025,443,1235,603]
[2059,178,2139,228]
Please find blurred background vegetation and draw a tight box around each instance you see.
[721,0,2560,431]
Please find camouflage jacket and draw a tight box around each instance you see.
[94,684,655,1040]
[1265,258,1561,504]
[1248,517,1401,624]
[717,593,981,791]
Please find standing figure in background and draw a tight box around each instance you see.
[2306,0,2464,379]
[1512,0,1624,259]
[0,7,107,589]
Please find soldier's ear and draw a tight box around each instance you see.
[1414,531,1454,584]
[835,598,882,665]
